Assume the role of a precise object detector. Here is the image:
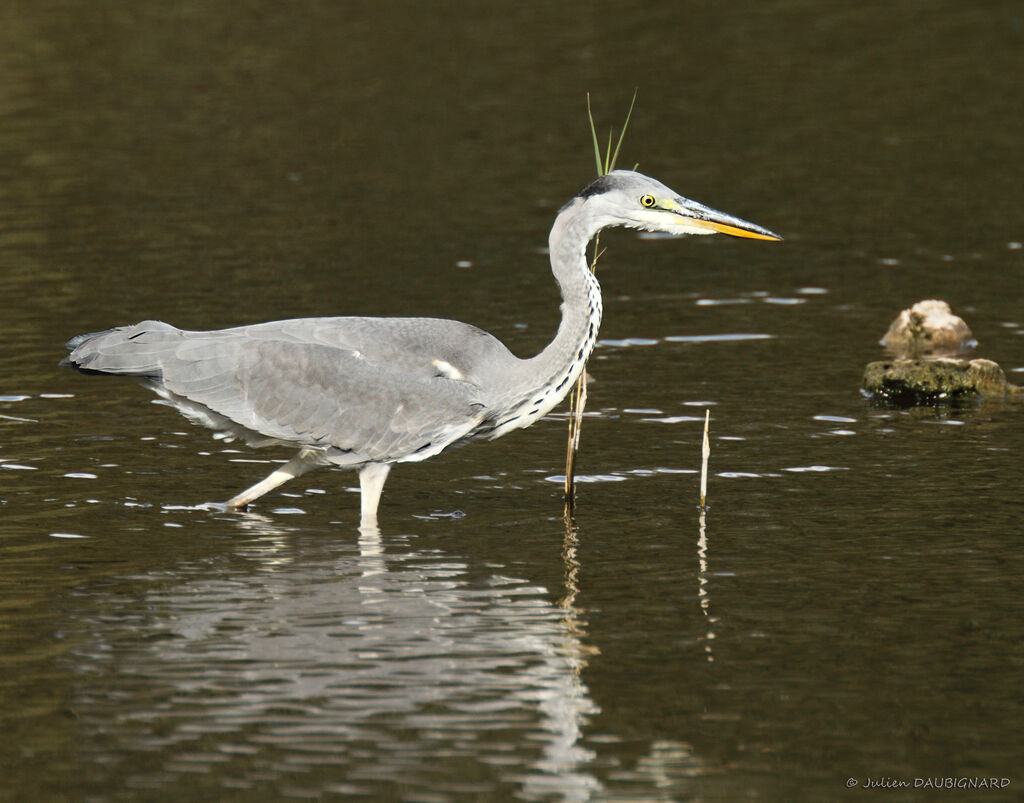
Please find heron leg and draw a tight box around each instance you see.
[358,462,391,528]
[225,450,321,510]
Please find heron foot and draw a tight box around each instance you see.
[192,500,245,513]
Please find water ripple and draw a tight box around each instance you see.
[63,544,600,798]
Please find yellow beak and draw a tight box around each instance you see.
[698,219,782,241]
[664,197,782,241]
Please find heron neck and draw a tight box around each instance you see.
[526,202,604,397]
[477,200,604,440]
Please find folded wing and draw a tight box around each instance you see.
[63,320,489,464]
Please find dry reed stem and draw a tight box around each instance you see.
[699,409,711,509]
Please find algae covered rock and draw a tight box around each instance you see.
[863,357,1023,404]
[864,299,1022,405]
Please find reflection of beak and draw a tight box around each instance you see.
[670,198,783,241]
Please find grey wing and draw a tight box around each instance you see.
[162,337,489,463]
[65,320,490,463]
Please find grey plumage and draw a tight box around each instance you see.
[65,317,507,460]
[62,170,780,526]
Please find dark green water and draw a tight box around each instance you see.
[2,2,1022,800]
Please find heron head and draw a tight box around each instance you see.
[575,170,782,241]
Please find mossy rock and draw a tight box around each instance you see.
[862,358,1023,405]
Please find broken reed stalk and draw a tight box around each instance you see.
[699,409,711,509]
[563,91,637,519]
[563,365,588,514]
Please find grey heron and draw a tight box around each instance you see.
[62,170,780,526]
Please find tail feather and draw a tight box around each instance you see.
[60,320,182,378]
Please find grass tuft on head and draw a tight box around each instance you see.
[587,88,638,177]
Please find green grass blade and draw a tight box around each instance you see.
[608,88,638,172]
[586,93,603,177]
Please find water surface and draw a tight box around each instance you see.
[2,2,1022,800]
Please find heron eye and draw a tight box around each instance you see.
[640,194,656,208]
